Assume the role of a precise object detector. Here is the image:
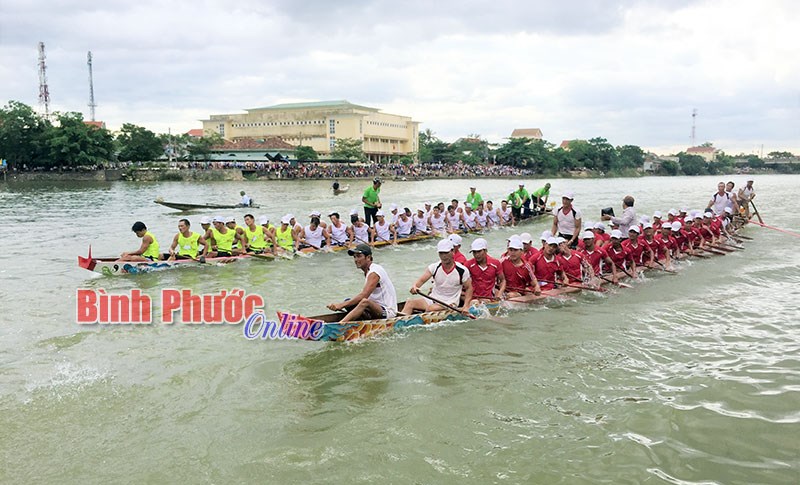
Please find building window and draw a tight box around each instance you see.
[359,120,362,134]
[329,137,336,150]
[218,124,225,136]
[329,119,336,135]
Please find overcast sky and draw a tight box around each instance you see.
[1,0,798,155]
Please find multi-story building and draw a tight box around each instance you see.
[201,100,419,162]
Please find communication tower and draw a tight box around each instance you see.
[87,51,97,121]
[37,42,51,119]
[691,108,697,147]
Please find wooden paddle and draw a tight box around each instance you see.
[750,200,764,224]
[414,291,477,319]
[749,220,800,239]
[539,278,608,292]
[654,260,678,273]
[599,275,632,288]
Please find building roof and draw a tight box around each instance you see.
[212,137,295,151]
[247,100,379,112]
[84,120,106,129]
[560,139,582,149]
[687,146,717,153]
[186,129,204,137]
[510,128,543,138]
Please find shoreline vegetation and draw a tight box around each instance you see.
[2,99,799,183]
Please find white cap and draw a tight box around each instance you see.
[610,229,624,239]
[280,215,292,224]
[694,214,703,220]
[213,216,226,223]
[200,216,212,225]
[642,223,654,230]
[582,231,595,239]
[376,210,385,217]
[684,217,693,224]
[416,206,425,212]
[555,236,567,244]
[287,213,295,220]
[583,221,594,230]
[724,206,733,214]
[257,215,269,225]
[437,239,454,252]
[508,237,524,250]
[390,203,398,211]
[653,211,662,218]
[594,222,606,231]
[226,215,236,223]
[470,238,488,252]
[680,207,689,213]
[628,225,641,234]
[448,234,463,246]
[562,191,575,200]
[349,208,358,216]
[519,232,533,244]
[506,234,518,241]
[639,216,651,224]
[464,202,472,209]
[309,210,321,217]
[671,221,682,231]
[668,208,679,216]
[425,201,432,206]
[546,236,560,245]
[661,223,672,230]
[540,230,553,241]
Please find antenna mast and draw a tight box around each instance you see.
[691,108,697,147]
[37,42,51,120]
[87,51,97,122]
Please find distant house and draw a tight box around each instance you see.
[559,139,583,150]
[186,129,204,138]
[510,128,543,140]
[208,137,296,161]
[84,120,106,129]
[686,146,718,162]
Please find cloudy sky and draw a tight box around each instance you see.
[1,0,798,154]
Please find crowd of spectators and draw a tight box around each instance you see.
[9,160,536,179]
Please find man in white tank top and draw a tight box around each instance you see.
[348,212,371,245]
[413,207,430,235]
[327,244,398,321]
[474,202,491,229]
[461,203,481,231]
[393,209,414,238]
[486,201,501,226]
[402,239,473,314]
[445,206,462,233]
[326,212,349,246]
[299,216,329,250]
[372,210,397,244]
[428,206,447,235]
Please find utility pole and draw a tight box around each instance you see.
[87,51,97,122]
[37,42,50,120]
[691,108,697,147]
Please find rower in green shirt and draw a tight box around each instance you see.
[508,189,523,221]
[514,184,531,218]
[362,177,382,226]
[466,186,483,208]
[531,183,551,213]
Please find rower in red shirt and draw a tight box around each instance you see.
[605,229,636,277]
[500,236,541,298]
[670,221,690,257]
[622,225,653,267]
[519,232,540,262]
[557,237,586,283]
[592,222,611,247]
[653,224,675,267]
[578,230,621,284]
[530,236,567,290]
[465,238,505,302]
[651,211,664,231]
[448,233,468,265]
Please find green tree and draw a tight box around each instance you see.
[452,136,489,164]
[116,123,163,162]
[185,132,223,161]
[48,111,114,168]
[331,138,366,161]
[678,153,707,175]
[418,128,436,162]
[747,155,765,169]
[767,151,794,159]
[0,100,52,169]
[494,137,538,168]
[588,137,617,172]
[616,145,645,170]
[659,159,680,175]
[294,145,318,162]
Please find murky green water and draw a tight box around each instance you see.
[1,175,798,484]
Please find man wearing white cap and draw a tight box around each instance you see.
[403,239,473,315]
[327,244,398,322]
[621,225,652,268]
[604,230,635,276]
[737,180,755,219]
[501,236,541,297]
[592,222,610,247]
[601,195,636,238]
[371,210,397,244]
[578,230,619,283]
[670,220,690,256]
[388,203,399,225]
[652,211,663,231]
[326,212,349,247]
[448,233,468,265]
[551,191,583,249]
[393,207,414,239]
[274,215,297,253]
[199,216,212,233]
[466,186,483,209]
[530,236,565,290]
[519,232,539,262]
[428,205,447,236]
[445,204,462,233]
[168,218,209,261]
[707,182,733,216]
[307,210,328,231]
[347,210,371,246]
[412,207,430,236]
[299,214,329,250]
[652,223,675,266]
[225,216,247,250]
[465,237,505,301]
[204,216,245,258]
[461,202,481,231]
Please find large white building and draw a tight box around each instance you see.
[201,100,419,162]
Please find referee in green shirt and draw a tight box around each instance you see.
[362,178,382,226]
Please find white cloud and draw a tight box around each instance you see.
[0,0,797,155]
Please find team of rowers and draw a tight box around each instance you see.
[118,181,554,262]
[326,182,754,323]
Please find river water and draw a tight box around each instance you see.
[0,175,798,484]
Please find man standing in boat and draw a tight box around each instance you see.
[466,186,483,208]
[168,218,209,261]
[120,221,161,261]
[362,178,382,226]
[403,239,474,315]
[551,191,583,249]
[531,183,551,214]
[239,191,253,207]
[327,244,398,322]
[601,195,637,237]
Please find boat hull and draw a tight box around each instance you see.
[154,200,260,211]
